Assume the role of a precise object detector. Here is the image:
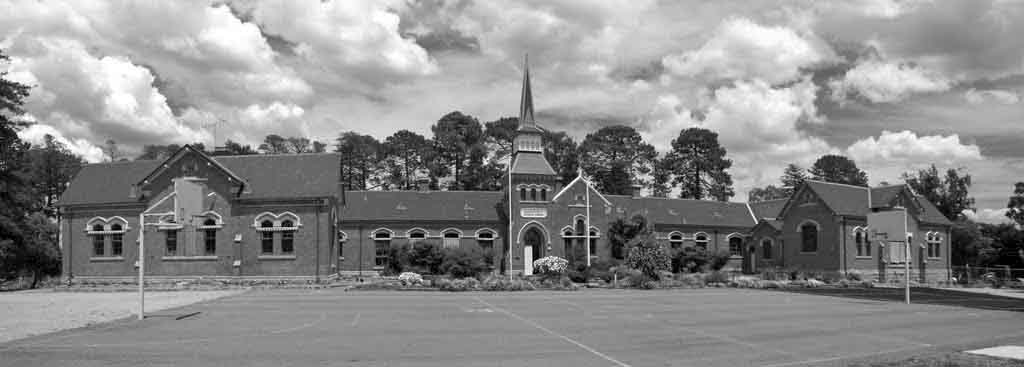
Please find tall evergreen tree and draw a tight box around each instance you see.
[748,185,789,202]
[666,128,734,201]
[382,130,430,190]
[431,111,485,190]
[780,163,808,190]
[335,131,383,190]
[809,154,868,186]
[1006,182,1024,226]
[578,125,656,195]
[27,135,83,217]
[543,130,578,186]
[649,157,673,198]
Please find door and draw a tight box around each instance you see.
[523,246,534,275]
[747,245,757,274]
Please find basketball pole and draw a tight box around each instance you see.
[138,212,145,320]
[905,232,911,305]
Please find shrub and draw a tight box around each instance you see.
[440,248,489,278]
[531,276,579,290]
[625,238,671,279]
[407,242,444,274]
[707,250,732,271]
[398,272,423,286]
[845,270,864,282]
[481,275,535,291]
[820,271,843,284]
[677,273,705,288]
[438,277,480,292]
[705,271,730,285]
[533,256,569,279]
[589,259,620,282]
[730,276,760,288]
[806,279,825,288]
[859,280,875,288]
[675,251,708,273]
[640,280,660,289]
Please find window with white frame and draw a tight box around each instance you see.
[260,220,274,254]
[87,218,129,258]
[91,224,105,256]
[669,233,683,250]
[728,236,743,256]
[927,232,941,259]
[855,229,870,257]
[110,224,124,256]
[254,213,300,256]
[588,230,598,255]
[799,221,818,252]
[200,218,218,256]
[695,233,709,252]
[443,230,461,249]
[280,220,295,254]
[408,229,426,244]
[373,230,391,267]
[165,229,179,256]
[477,230,495,251]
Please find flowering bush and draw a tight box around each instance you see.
[625,238,671,279]
[532,256,568,277]
[398,272,423,286]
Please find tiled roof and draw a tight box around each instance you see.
[871,184,951,225]
[753,219,783,232]
[804,180,870,217]
[59,153,340,206]
[750,198,787,219]
[869,185,905,208]
[510,152,556,175]
[605,196,757,228]
[341,191,504,222]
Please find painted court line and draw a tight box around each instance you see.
[474,296,632,367]
[760,345,930,367]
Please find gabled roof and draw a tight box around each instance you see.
[135,145,248,193]
[869,184,905,209]
[752,219,783,233]
[59,153,340,206]
[749,198,787,220]
[803,180,870,217]
[606,196,757,228]
[510,152,556,175]
[870,184,952,225]
[340,191,503,222]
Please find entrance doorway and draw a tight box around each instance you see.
[523,227,544,275]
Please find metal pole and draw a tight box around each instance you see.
[508,154,514,281]
[138,213,145,320]
[585,176,591,267]
[905,240,910,304]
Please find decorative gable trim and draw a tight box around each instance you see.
[134,145,249,199]
[550,174,612,206]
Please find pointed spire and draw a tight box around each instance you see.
[519,54,535,129]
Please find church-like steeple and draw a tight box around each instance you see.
[519,54,535,130]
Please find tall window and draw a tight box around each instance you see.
[443,231,460,249]
[261,220,274,254]
[203,219,217,255]
[374,231,391,267]
[761,239,773,259]
[540,189,547,201]
[855,230,869,257]
[927,233,941,258]
[92,224,105,256]
[800,222,818,252]
[669,233,683,250]
[728,237,743,256]
[165,230,178,256]
[281,220,295,254]
[563,232,573,262]
[695,233,709,252]
[589,230,598,256]
[110,224,123,256]
[520,188,527,200]
[477,231,494,251]
[530,188,537,201]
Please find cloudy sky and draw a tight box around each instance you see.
[2,0,1023,222]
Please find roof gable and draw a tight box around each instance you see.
[134,145,249,201]
[510,152,556,175]
[749,198,788,220]
[551,173,612,206]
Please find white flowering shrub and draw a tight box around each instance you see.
[533,256,568,278]
[398,272,423,286]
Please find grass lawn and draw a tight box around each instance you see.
[850,352,1021,367]
[2,288,1023,366]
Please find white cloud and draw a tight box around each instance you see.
[662,18,834,85]
[847,130,982,165]
[18,124,106,163]
[831,59,952,103]
[6,37,207,152]
[250,0,436,79]
[964,88,1020,105]
[962,208,1013,224]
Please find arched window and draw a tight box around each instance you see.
[589,230,598,256]
[695,233,709,252]
[443,230,461,249]
[669,232,683,250]
[203,219,217,256]
[761,239,773,260]
[110,224,124,256]
[728,237,743,256]
[91,224,105,256]
[408,229,426,244]
[520,188,527,200]
[373,230,392,267]
[540,189,547,201]
[530,188,537,201]
[562,230,574,262]
[800,222,818,252]
[855,230,869,257]
[280,220,295,254]
[261,220,274,254]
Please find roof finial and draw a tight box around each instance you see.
[519,53,534,129]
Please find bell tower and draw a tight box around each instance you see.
[506,55,559,275]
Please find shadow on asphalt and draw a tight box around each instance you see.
[773,287,1024,312]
